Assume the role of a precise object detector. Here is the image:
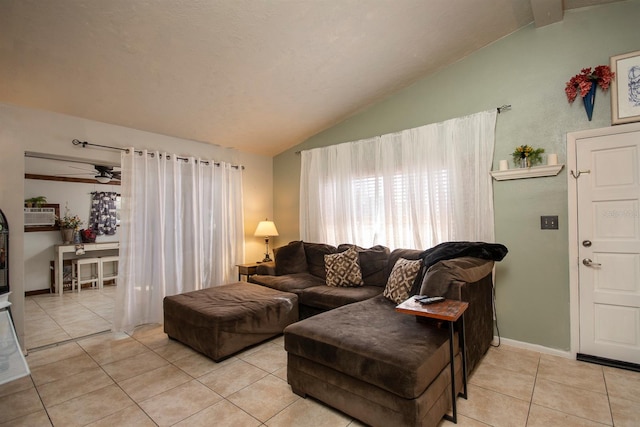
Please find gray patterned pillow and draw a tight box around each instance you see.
[325,246,364,287]
[384,258,422,303]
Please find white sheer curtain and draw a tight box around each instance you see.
[300,110,497,249]
[114,149,244,332]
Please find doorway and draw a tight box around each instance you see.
[23,153,121,350]
[568,122,640,367]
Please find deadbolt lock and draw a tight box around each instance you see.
[582,240,592,247]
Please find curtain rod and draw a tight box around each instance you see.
[294,104,512,154]
[71,139,244,170]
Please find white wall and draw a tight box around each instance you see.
[0,102,274,349]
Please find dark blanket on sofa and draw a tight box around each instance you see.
[405,241,507,296]
[419,241,508,270]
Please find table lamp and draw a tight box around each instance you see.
[254,219,279,262]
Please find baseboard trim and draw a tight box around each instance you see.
[577,353,640,372]
[25,289,51,296]
[493,336,572,359]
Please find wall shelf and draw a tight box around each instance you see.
[490,164,564,181]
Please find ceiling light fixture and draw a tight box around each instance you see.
[95,175,111,184]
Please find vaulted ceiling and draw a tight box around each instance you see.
[0,0,623,157]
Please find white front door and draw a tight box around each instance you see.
[575,129,640,364]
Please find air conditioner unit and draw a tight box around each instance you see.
[24,207,56,226]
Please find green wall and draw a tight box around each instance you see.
[273,1,640,350]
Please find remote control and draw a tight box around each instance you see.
[416,296,445,305]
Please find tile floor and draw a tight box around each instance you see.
[6,288,640,426]
[24,285,115,350]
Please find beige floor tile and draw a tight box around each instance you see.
[537,354,606,393]
[118,364,192,402]
[78,333,148,364]
[227,375,299,422]
[609,395,640,427]
[0,409,52,427]
[47,384,134,427]
[480,345,540,376]
[90,307,114,320]
[532,378,612,425]
[29,353,99,386]
[46,306,97,323]
[101,349,169,382]
[526,403,609,427]
[438,414,492,426]
[37,367,114,408]
[604,366,640,403]
[85,404,156,427]
[25,341,85,368]
[139,379,222,426]
[0,387,44,424]
[273,365,288,381]
[456,384,529,427]
[24,315,52,329]
[198,359,269,397]
[130,323,172,349]
[173,399,261,427]
[269,335,285,347]
[265,397,351,427]
[468,359,535,401]
[241,341,270,358]
[26,328,72,350]
[172,351,231,378]
[61,317,112,338]
[240,342,288,373]
[152,338,199,362]
[0,375,34,398]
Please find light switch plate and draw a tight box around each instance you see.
[541,215,558,230]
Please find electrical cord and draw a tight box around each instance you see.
[490,283,501,347]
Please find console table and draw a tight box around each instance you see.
[53,242,119,295]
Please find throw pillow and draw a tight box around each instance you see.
[274,241,308,275]
[324,246,365,287]
[337,244,390,286]
[383,258,423,304]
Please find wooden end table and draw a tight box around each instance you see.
[396,297,469,424]
[236,263,260,281]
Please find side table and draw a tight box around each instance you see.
[396,297,469,424]
[236,263,260,281]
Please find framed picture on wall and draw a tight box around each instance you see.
[611,50,640,125]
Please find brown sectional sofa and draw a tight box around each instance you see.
[249,240,507,426]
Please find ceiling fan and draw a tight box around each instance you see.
[93,165,121,183]
[66,164,122,183]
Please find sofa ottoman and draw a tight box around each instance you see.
[284,295,462,427]
[163,282,298,361]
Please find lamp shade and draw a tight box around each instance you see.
[254,220,279,237]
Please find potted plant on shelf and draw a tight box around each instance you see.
[512,145,544,168]
[56,205,82,244]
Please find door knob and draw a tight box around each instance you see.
[582,258,601,267]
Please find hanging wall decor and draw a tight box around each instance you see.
[610,50,640,125]
[565,65,615,121]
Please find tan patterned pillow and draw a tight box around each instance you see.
[325,246,365,287]
[384,258,422,304]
